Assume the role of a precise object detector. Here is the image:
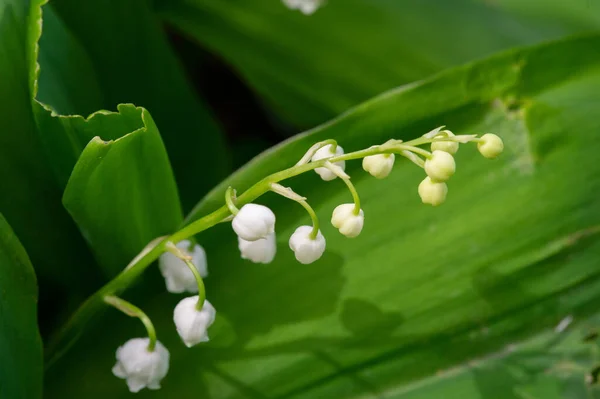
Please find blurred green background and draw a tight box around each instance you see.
[2,0,600,397]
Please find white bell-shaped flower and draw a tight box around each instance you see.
[477,133,504,159]
[232,203,276,241]
[424,150,456,182]
[173,296,216,347]
[418,177,448,206]
[331,204,365,238]
[362,153,395,179]
[112,338,170,393]
[311,144,345,181]
[159,240,208,294]
[289,226,326,264]
[431,130,459,154]
[238,232,277,264]
[282,0,322,15]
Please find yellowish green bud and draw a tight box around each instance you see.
[477,133,504,159]
[431,130,459,154]
[424,150,455,182]
[362,153,395,179]
[418,177,448,206]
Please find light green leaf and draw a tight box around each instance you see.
[46,34,600,398]
[62,105,183,276]
[34,0,230,211]
[158,0,596,128]
[0,213,43,399]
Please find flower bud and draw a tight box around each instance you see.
[431,130,459,154]
[159,240,208,294]
[418,177,448,206]
[362,153,395,179]
[289,226,326,264]
[282,0,322,15]
[311,144,345,181]
[477,133,504,159]
[331,204,364,238]
[232,203,276,241]
[424,150,455,182]
[238,232,277,264]
[173,296,216,348]
[112,338,170,393]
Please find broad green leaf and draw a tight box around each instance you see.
[0,0,99,293]
[34,0,230,211]
[158,0,596,128]
[46,34,600,398]
[63,105,183,276]
[479,0,600,30]
[0,213,43,399]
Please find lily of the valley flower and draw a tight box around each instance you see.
[418,177,448,206]
[424,150,456,182]
[173,297,216,347]
[281,0,323,15]
[431,130,459,154]
[311,144,345,181]
[477,133,504,159]
[112,338,170,393]
[362,153,395,179]
[232,203,276,241]
[159,240,208,294]
[289,226,326,264]
[238,232,277,264]
[331,204,364,237]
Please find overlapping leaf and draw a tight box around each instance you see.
[35,0,230,211]
[0,214,43,399]
[158,0,598,128]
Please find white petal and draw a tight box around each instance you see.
[112,362,127,378]
[173,297,216,347]
[238,232,277,264]
[232,204,276,241]
[159,240,208,294]
[312,145,345,181]
[113,338,170,393]
[126,378,147,393]
[289,226,326,264]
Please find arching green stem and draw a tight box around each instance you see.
[46,132,483,368]
[295,139,338,166]
[225,186,239,215]
[165,242,206,310]
[104,296,157,351]
[323,162,361,215]
[270,183,320,239]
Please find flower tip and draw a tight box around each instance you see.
[238,232,277,264]
[431,130,459,154]
[418,177,448,206]
[173,297,216,348]
[232,203,276,241]
[362,153,395,179]
[331,204,364,237]
[311,144,345,181]
[112,338,169,393]
[159,241,208,294]
[289,225,326,264]
[477,133,504,159]
[424,150,456,182]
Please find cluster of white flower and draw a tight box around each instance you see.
[281,0,324,15]
[112,241,216,392]
[109,127,504,392]
[227,142,366,269]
